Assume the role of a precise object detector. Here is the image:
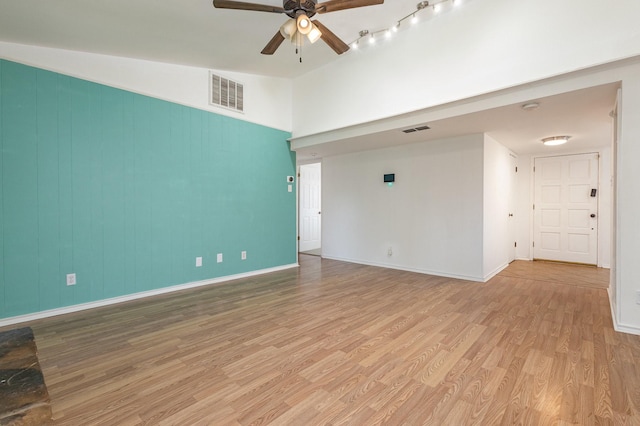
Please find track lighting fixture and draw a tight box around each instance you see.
[351,0,466,49]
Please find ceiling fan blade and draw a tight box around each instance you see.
[312,20,349,55]
[315,0,384,13]
[213,0,285,14]
[261,31,286,55]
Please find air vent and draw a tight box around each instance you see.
[402,125,430,133]
[210,72,244,113]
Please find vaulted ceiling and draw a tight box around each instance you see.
[0,0,421,78]
[0,0,619,158]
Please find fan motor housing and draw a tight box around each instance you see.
[283,0,317,18]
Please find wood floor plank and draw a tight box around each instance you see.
[1,258,639,424]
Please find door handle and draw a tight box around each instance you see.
[318,211,321,215]
[590,214,596,218]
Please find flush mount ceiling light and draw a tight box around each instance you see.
[521,102,540,110]
[542,136,571,146]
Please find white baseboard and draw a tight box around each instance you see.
[321,255,485,282]
[607,287,640,336]
[483,262,509,282]
[0,263,299,328]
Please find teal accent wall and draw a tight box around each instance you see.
[0,59,296,319]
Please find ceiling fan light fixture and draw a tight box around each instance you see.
[307,24,322,43]
[279,19,297,39]
[297,13,312,35]
[542,136,571,146]
[291,31,304,47]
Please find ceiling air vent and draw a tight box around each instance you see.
[402,125,430,133]
[210,72,244,113]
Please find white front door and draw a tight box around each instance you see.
[533,153,599,265]
[299,163,322,252]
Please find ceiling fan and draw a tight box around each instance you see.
[212,0,384,55]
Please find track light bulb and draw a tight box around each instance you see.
[411,13,418,24]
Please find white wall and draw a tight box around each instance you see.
[483,135,512,279]
[0,42,293,132]
[322,134,485,281]
[616,72,640,332]
[292,0,640,137]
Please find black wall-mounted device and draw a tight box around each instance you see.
[591,188,597,197]
[384,173,395,183]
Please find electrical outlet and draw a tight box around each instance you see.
[217,253,223,263]
[387,247,393,257]
[636,290,640,305]
[195,257,202,267]
[241,251,247,260]
[66,273,76,286]
[288,184,292,193]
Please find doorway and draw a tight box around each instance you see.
[533,153,599,265]
[299,162,322,255]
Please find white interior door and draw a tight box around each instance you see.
[299,163,322,252]
[533,153,599,264]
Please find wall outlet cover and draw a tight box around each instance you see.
[217,253,223,263]
[196,257,202,267]
[66,273,76,286]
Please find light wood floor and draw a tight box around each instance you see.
[4,258,639,425]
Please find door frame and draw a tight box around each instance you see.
[297,160,322,256]
[528,151,610,267]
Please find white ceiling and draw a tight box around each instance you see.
[0,0,619,161]
[0,0,422,78]
[295,83,620,161]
